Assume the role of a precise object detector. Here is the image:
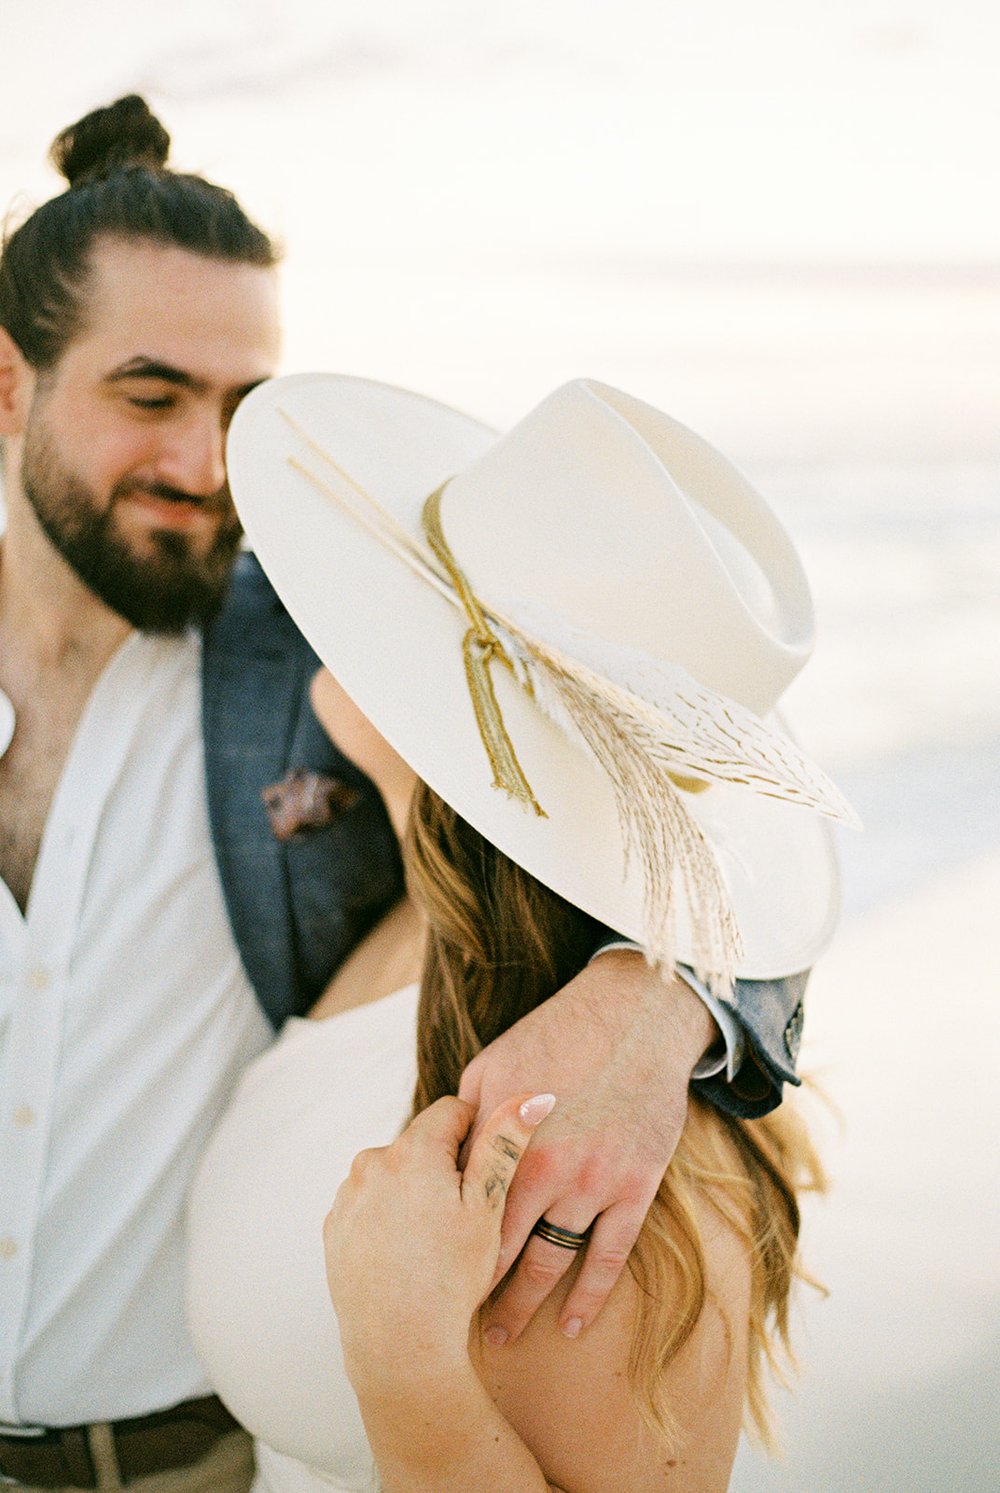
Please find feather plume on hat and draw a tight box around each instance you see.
[282,416,856,996]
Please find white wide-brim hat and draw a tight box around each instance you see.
[227,374,855,992]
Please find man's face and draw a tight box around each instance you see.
[17,236,281,631]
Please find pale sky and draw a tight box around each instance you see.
[3,0,998,261]
[2,2,998,448]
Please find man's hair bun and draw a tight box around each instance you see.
[50,95,171,188]
[3,94,276,371]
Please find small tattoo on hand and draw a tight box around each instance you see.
[484,1171,507,1201]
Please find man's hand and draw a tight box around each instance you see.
[457,950,717,1344]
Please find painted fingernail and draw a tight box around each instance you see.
[518,1093,556,1127]
[562,1317,583,1339]
[485,1324,509,1347]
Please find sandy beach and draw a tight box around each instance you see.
[735,847,1000,1489]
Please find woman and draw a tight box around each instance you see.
[187,375,847,1492]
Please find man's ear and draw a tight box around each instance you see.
[0,327,34,436]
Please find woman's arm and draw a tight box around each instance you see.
[351,1363,560,1493]
[323,1094,559,1491]
[323,1093,745,1493]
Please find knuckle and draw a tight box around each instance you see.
[587,1245,632,1278]
[516,1144,558,1190]
[520,1255,567,1290]
[348,1147,374,1181]
[620,1179,659,1210]
[386,1131,414,1164]
[576,1155,612,1196]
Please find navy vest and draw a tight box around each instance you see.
[200,553,404,1030]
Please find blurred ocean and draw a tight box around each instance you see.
[771,458,1000,904]
[731,456,1000,1491]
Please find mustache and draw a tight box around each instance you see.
[113,479,235,514]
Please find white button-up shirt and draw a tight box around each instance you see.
[0,631,272,1427]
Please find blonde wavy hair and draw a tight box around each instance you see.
[404,782,826,1451]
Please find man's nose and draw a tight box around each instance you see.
[157,411,228,497]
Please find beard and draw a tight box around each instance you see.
[20,413,244,634]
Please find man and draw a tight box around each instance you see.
[0,96,806,1491]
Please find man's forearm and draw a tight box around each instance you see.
[590,937,809,1114]
[587,943,718,1075]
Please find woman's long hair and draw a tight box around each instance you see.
[405,782,825,1449]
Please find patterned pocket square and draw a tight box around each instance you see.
[262,769,360,842]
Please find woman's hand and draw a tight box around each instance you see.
[323,1091,555,1399]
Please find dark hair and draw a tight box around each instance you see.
[0,94,279,370]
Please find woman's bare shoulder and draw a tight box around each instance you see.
[472,1182,750,1493]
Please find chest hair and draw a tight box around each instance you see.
[0,678,93,915]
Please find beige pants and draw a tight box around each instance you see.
[7,1424,255,1493]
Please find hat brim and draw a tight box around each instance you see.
[227,373,839,981]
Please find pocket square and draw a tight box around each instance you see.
[262,769,360,842]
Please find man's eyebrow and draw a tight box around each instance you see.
[105,359,269,402]
[106,358,207,391]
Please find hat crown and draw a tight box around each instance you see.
[227,372,845,983]
[440,379,814,717]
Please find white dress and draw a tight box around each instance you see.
[186,983,420,1493]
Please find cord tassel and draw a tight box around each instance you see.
[424,487,546,817]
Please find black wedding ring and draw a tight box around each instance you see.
[530,1217,591,1250]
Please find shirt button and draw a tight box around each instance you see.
[27,967,50,991]
[0,1237,18,1261]
[13,1106,36,1128]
